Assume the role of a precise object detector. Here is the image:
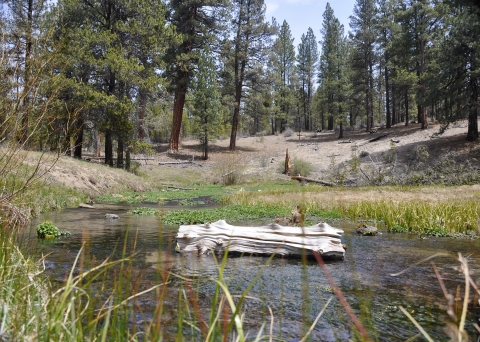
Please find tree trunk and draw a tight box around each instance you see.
[321,107,325,131]
[405,90,409,126]
[169,74,188,151]
[366,88,371,132]
[230,56,246,151]
[385,65,391,128]
[64,131,71,156]
[105,129,113,167]
[203,115,209,160]
[338,122,343,139]
[96,132,101,157]
[138,88,147,140]
[392,83,396,125]
[117,137,124,168]
[125,148,131,171]
[327,116,333,131]
[421,106,428,129]
[73,117,84,159]
[467,62,479,141]
[19,0,34,146]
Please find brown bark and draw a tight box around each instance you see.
[73,117,84,159]
[117,137,124,168]
[105,129,113,167]
[229,55,246,151]
[405,90,409,126]
[96,132,101,157]
[467,65,478,141]
[385,65,391,128]
[138,88,147,140]
[421,106,428,129]
[169,76,188,152]
[392,83,396,125]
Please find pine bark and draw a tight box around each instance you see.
[170,74,188,151]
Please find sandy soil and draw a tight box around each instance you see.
[41,120,479,195]
[154,120,480,183]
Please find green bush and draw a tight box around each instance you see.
[292,158,314,177]
[36,221,70,239]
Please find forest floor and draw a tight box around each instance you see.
[152,119,480,186]
[42,119,480,200]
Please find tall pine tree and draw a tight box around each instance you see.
[165,0,229,152]
[318,3,348,136]
[349,0,378,132]
[297,27,318,131]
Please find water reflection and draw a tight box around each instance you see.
[27,204,480,341]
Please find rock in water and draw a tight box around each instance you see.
[105,214,119,219]
[357,223,378,236]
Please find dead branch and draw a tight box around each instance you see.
[166,185,194,190]
[291,176,336,186]
[222,170,236,178]
[158,161,194,165]
[367,134,389,143]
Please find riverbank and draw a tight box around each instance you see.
[10,121,480,234]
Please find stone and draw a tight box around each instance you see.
[357,223,378,236]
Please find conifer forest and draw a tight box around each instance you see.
[1,0,479,161]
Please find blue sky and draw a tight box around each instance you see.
[265,0,357,48]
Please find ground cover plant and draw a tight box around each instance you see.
[128,207,160,215]
[36,221,71,238]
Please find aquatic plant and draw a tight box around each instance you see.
[128,207,159,215]
[36,221,70,238]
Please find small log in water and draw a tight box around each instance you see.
[175,220,345,259]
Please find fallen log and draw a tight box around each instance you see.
[166,185,194,190]
[176,220,345,259]
[291,176,335,187]
[338,140,353,144]
[158,161,194,165]
[368,133,389,143]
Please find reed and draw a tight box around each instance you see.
[223,185,480,235]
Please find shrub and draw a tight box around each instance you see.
[413,145,429,163]
[283,128,294,138]
[291,158,314,177]
[384,141,398,164]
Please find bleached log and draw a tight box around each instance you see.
[175,220,345,259]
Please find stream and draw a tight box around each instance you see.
[26,203,480,341]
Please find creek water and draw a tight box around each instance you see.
[26,203,480,341]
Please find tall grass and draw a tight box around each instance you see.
[342,199,479,234]
[223,185,480,235]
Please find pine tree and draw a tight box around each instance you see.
[165,0,229,152]
[227,0,274,151]
[349,0,378,132]
[297,27,318,131]
[395,0,443,129]
[318,3,348,136]
[270,19,296,133]
[5,0,48,144]
[55,0,170,164]
[191,48,222,160]
[434,1,479,141]
[376,0,396,128]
